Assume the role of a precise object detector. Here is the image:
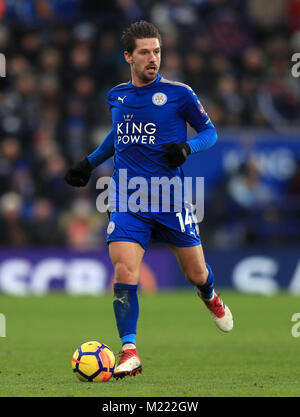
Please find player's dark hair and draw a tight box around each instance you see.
[121,20,162,54]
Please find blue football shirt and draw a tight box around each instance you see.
[106,73,213,211]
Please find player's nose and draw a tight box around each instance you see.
[149,52,157,62]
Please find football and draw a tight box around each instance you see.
[72,341,116,382]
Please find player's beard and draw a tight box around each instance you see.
[134,64,158,84]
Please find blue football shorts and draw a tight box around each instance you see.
[106,206,201,250]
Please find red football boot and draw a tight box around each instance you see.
[198,291,233,332]
[113,347,142,380]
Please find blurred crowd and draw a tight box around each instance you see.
[203,158,300,249]
[0,0,299,250]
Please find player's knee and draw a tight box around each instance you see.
[185,265,208,287]
[114,261,138,285]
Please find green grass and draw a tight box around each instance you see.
[0,291,299,397]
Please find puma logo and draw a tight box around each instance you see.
[117,96,126,103]
[113,296,126,304]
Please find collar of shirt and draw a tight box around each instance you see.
[129,74,162,93]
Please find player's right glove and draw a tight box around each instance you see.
[64,157,94,187]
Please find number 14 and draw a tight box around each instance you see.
[176,208,199,234]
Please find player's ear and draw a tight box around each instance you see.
[124,51,133,65]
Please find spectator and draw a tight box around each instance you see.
[209,160,277,247]
[226,160,275,210]
[0,192,29,247]
[30,198,66,247]
[60,197,106,250]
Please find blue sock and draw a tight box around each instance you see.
[113,283,139,346]
[197,263,215,300]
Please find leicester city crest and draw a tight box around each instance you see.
[107,221,115,234]
[152,92,167,106]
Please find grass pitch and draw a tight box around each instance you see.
[0,290,299,397]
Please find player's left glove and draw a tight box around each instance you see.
[163,142,191,168]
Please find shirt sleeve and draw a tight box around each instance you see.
[87,128,115,167]
[179,87,218,154]
[187,120,218,154]
[179,87,210,130]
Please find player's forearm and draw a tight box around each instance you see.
[188,122,218,154]
[87,129,115,167]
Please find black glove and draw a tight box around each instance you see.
[163,142,191,168]
[64,157,94,187]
